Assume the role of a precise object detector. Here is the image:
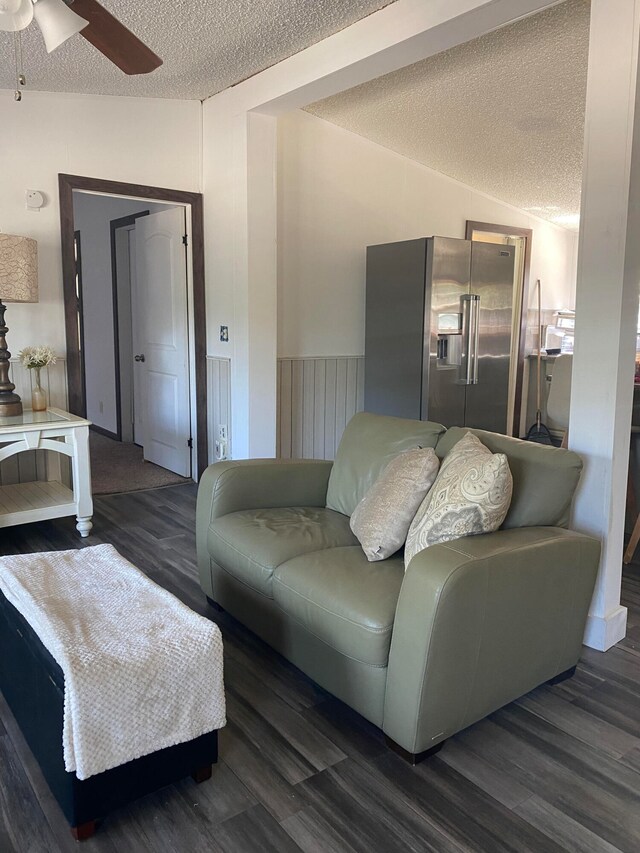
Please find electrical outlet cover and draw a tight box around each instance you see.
[220,325,229,342]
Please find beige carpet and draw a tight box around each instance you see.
[90,432,191,495]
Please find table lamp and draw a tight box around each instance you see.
[0,234,39,416]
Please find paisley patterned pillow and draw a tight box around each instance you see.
[350,447,440,561]
[404,432,513,569]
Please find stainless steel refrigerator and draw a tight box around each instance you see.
[364,236,515,434]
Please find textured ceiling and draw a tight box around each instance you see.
[306,0,589,229]
[0,0,395,100]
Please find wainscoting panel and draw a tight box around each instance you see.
[207,357,232,463]
[277,357,364,460]
[1,359,69,486]
[8,357,69,411]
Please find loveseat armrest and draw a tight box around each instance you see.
[197,458,334,520]
[383,527,600,756]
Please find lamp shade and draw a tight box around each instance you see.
[33,0,88,53]
[0,234,39,303]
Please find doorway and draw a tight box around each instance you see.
[109,205,193,478]
[59,174,207,480]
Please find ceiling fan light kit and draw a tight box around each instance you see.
[33,0,87,54]
[1,0,163,100]
[0,0,33,31]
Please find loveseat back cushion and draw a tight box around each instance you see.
[434,427,583,529]
[273,546,405,667]
[350,447,440,561]
[208,507,357,598]
[326,413,445,517]
[405,432,513,566]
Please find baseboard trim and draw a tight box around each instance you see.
[583,604,627,651]
[90,424,120,442]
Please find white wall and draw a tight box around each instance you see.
[0,90,201,365]
[203,1,562,458]
[72,193,171,434]
[277,109,578,358]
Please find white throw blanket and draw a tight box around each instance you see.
[0,544,226,781]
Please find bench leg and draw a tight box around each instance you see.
[71,820,97,841]
[192,764,213,784]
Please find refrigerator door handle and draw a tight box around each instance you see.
[460,294,480,385]
[470,293,480,385]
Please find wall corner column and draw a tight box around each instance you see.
[203,104,278,460]
[569,0,640,650]
[246,112,278,458]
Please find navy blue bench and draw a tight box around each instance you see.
[0,590,218,840]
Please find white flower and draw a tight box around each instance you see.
[18,345,57,370]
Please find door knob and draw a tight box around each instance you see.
[134,354,145,362]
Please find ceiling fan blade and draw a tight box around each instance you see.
[68,0,162,75]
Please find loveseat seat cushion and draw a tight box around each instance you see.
[273,547,405,666]
[326,412,445,517]
[207,508,357,598]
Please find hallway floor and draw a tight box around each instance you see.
[89,431,191,495]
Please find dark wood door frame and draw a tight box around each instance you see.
[465,220,533,437]
[73,229,87,432]
[109,210,150,442]
[59,174,208,478]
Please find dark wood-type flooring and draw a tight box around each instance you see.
[1,484,639,852]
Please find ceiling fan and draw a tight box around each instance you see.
[1,0,162,96]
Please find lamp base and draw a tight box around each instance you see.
[0,299,23,418]
[0,396,23,417]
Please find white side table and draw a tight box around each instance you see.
[0,408,93,537]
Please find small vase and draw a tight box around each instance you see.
[31,366,47,412]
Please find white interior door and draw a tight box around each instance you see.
[135,207,191,477]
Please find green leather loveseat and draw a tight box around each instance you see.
[196,412,600,761]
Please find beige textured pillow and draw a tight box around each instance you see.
[350,448,440,562]
[404,432,513,569]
